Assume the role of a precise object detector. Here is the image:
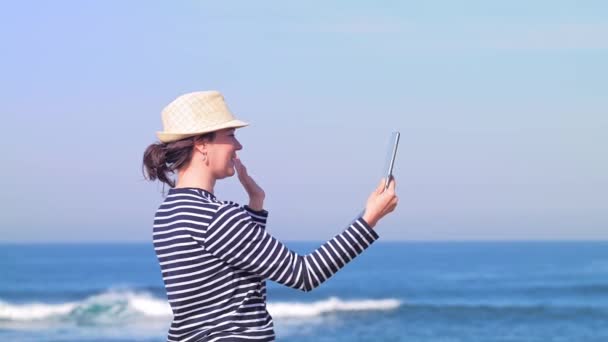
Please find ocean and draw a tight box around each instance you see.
[0,241,606,341]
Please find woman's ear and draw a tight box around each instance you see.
[193,138,208,155]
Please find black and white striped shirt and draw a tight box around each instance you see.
[153,187,379,342]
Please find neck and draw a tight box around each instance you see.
[175,164,216,194]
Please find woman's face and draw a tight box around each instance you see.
[205,128,243,179]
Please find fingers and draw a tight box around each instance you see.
[391,195,399,208]
[382,187,398,215]
[381,197,398,217]
[235,157,248,175]
[234,156,244,170]
[234,158,250,185]
[372,177,398,199]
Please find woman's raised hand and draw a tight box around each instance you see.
[234,156,266,211]
[362,178,398,228]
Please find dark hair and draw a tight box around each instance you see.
[142,132,216,188]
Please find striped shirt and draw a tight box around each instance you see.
[153,187,379,342]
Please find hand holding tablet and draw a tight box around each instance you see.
[360,132,400,228]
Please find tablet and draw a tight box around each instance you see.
[383,132,400,191]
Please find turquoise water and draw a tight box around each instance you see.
[1,241,607,341]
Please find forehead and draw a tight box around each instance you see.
[217,128,236,134]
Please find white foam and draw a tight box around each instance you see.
[0,290,172,322]
[127,293,173,317]
[0,300,77,321]
[268,297,401,318]
[0,291,399,322]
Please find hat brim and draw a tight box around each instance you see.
[156,119,249,143]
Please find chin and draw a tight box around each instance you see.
[214,169,234,180]
[225,168,236,178]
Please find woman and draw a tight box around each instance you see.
[143,91,398,342]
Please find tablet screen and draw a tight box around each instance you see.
[384,132,400,191]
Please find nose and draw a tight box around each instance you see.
[235,139,243,151]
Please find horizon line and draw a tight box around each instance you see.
[1,239,607,245]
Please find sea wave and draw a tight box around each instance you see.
[268,297,401,318]
[0,291,401,323]
[7,288,605,325]
[0,290,170,323]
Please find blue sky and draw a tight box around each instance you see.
[1,1,606,242]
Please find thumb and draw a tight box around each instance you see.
[375,178,386,194]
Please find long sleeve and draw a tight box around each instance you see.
[222,200,269,229]
[204,202,379,292]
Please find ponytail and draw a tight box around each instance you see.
[142,132,216,189]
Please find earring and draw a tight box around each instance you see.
[202,153,207,161]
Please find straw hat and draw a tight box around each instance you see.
[156,91,249,143]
